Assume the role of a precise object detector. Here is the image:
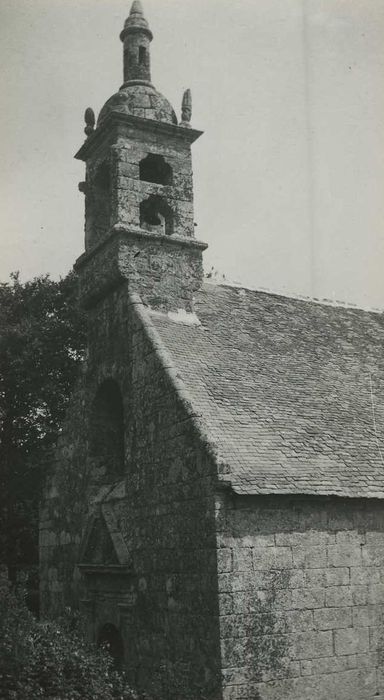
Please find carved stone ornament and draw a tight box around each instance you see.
[84,107,95,137]
[180,89,192,127]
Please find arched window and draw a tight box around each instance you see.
[90,379,125,479]
[98,623,124,671]
[140,195,174,236]
[139,154,173,186]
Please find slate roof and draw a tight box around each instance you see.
[149,283,384,499]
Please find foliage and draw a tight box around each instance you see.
[0,569,146,700]
[0,273,86,579]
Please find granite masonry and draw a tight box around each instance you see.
[40,2,384,699]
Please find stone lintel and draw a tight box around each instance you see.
[78,564,132,576]
[75,112,203,161]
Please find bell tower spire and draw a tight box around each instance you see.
[120,1,153,86]
[75,3,207,314]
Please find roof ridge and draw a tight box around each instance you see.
[203,280,383,314]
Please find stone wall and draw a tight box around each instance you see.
[216,492,384,700]
[75,228,206,313]
[40,284,222,699]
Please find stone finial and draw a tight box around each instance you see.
[120,0,153,41]
[180,89,192,127]
[84,108,95,137]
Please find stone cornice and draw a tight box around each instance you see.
[75,112,203,161]
[74,225,208,271]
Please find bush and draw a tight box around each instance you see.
[0,569,145,700]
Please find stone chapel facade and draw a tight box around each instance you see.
[40,3,384,699]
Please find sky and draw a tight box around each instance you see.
[1,0,384,308]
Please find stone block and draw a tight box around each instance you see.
[252,534,276,548]
[289,569,305,588]
[250,612,286,636]
[365,532,384,545]
[219,593,234,616]
[253,546,293,570]
[325,585,353,607]
[314,606,352,630]
[300,659,312,676]
[285,609,314,632]
[290,630,333,659]
[350,566,380,586]
[355,652,378,669]
[336,530,366,545]
[118,161,139,178]
[362,542,384,567]
[367,583,384,604]
[291,587,325,609]
[353,605,381,628]
[335,627,369,655]
[303,568,326,587]
[292,545,327,569]
[351,585,369,606]
[327,543,362,568]
[371,626,381,652]
[233,548,253,572]
[325,567,350,586]
[314,654,351,675]
[217,548,233,573]
[275,531,335,547]
[221,637,247,667]
[269,588,292,612]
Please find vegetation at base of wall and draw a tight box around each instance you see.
[0,569,149,700]
[0,272,86,589]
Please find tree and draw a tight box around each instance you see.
[0,273,86,590]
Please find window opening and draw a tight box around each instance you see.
[139,154,173,186]
[139,46,146,65]
[140,195,174,236]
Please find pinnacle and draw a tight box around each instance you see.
[121,0,152,39]
[130,0,144,16]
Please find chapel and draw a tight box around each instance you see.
[40,3,384,699]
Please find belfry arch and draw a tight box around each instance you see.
[139,153,173,185]
[140,194,174,235]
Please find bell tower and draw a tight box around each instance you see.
[75,1,207,313]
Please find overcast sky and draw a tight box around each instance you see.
[1,0,384,308]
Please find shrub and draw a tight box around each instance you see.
[0,569,145,700]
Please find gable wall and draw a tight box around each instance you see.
[40,284,222,699]
[216,492,384,700]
